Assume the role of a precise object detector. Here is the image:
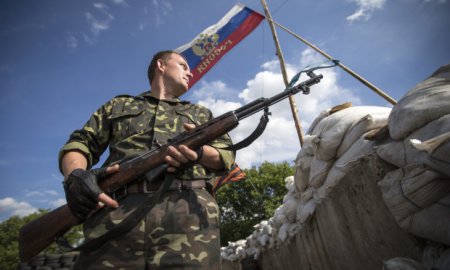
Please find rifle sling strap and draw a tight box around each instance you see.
[220,108,270,152]
[57,173,177,253]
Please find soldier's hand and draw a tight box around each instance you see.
[165,123,202,173]
[63,164,119,221]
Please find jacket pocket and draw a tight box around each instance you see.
[108,104,146,140]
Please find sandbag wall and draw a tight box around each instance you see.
[221,64,450,270]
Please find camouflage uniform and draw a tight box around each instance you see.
[59,92,234,269]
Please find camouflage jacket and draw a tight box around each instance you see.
[59,91,235,180]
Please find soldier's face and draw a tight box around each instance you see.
[162,53,193,96]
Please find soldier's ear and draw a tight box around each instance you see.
[156,59,166,72]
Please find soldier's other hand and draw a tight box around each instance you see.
[165,144,201,173]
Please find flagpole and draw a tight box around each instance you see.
[260,0,305,146]
[268,19,397,105]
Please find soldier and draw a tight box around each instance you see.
[60,50,234,269]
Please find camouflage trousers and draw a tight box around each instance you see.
[74,188,221,270]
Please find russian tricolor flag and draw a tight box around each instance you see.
[175,4,264,88]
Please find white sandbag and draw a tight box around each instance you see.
[399,193,450,246]
[323,136,376,191]
[388,63,450,140]
[296,199,317,224]
[306,109,330,134]
[284,176,295,194]
[300,188,314,204]
[308,106,391,161]
[410,131,450,177]
[382,257,427,270]
[273,195,300,225]
[312,137,375,203]
[376,114,450,168]
[378,165,450,223]
[308,158,334,188]
[278,223,290,243]
[294,142,314,193]
[336,110,390,157]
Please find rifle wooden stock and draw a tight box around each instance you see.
[19,205,80,263]
[19,73,323,262]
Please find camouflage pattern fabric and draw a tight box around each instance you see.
[59,91,234,269]
[59,91,234,178]
[75,189,221,269]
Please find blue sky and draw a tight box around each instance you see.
[0,0,449,221]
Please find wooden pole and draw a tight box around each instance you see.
[268,19,397,105]
[260,0,305,146]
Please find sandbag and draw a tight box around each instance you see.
[336,110,390,157]
[388,63,450,140]
[308,106,391,161]
[382,257,427,270]
[410,131,450,177]
[296,199,317,224]
[308,158,334,188]
[306,109,330,134]
[273,177,300,225]
[294,150,313,193]
[378,165,450,223]
[376,114,450,168]
[324,136,375,190]
[400,193,450,246]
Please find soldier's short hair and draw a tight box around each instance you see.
[148,50,185,84]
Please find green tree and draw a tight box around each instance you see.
[215,161,294,246]
[0,209,83,270]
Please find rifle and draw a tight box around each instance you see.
[19,71,323,262]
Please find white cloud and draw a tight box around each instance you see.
[151,0,173,27]
[0,197,38,218]
[192,80,240,101]
[196,48,361,168]
[67,3,115,49]
[111,0,128,6]
[25,190,59,197]
[346,0,386,22]
[86,3,114,36]
[66,35,79,49]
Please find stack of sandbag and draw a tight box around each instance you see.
[220,240,247,262]
[221,176,301,262]
[272,176,302,243]
[376,63,450,246]
[294,104,391,224]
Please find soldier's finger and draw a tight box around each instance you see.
[98,193,119,208]
[184,123,196,131]
[164,155,181,168]
[105,164,120,175]
[178,145,197,161]
[167,145,189,163]
[90,167,108,179]
[166,166,177,173]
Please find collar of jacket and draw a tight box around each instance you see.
[138,91,190,104]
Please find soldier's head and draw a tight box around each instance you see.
[148,51,191,82]
[148,50,192,97]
